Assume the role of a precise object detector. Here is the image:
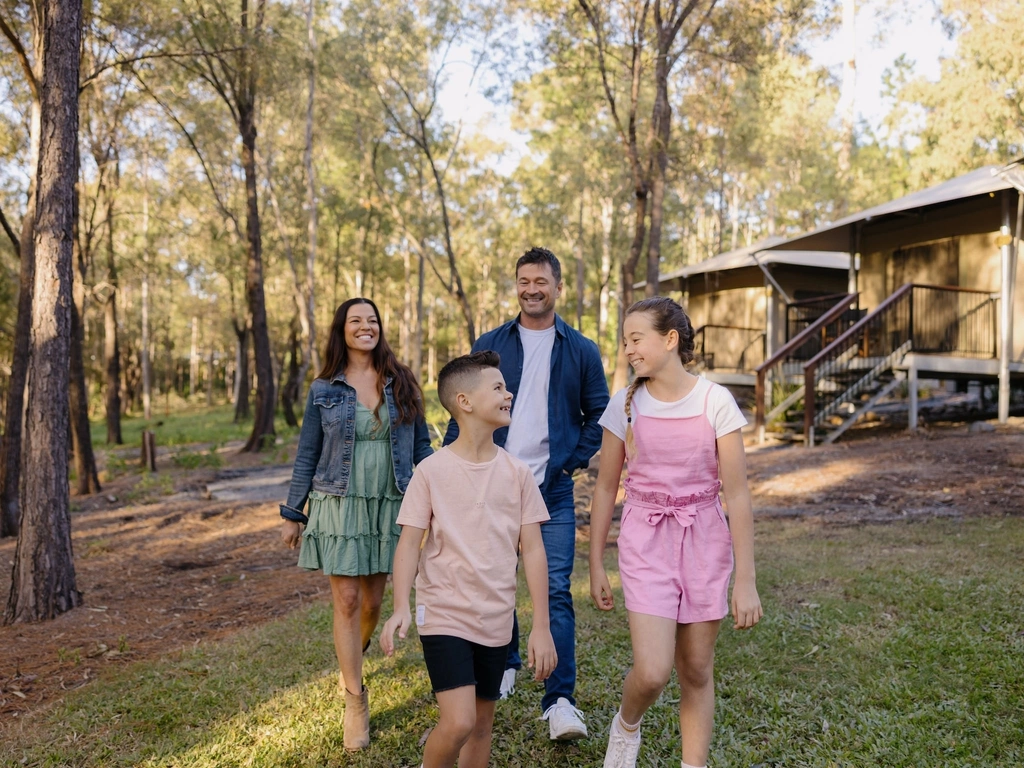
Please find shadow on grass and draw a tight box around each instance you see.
[5,517,1024,767]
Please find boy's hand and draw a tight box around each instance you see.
[590,566,615,611]
[526,629,557,681]
[280,520,302,549]
[380,608,412,656]
[731,578,763,630]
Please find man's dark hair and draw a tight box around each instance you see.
[516,246,561,283]
[437,350,502,415]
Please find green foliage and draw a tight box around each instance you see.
[4,517,1023,766]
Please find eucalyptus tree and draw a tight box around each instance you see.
[5,0,83,624]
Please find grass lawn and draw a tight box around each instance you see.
[4,516,1023,767]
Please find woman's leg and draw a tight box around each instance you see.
[359,573,389,649]
[422,686,478,768]
[329,575,365,692]
[619,612,679,724]
[674,620,721,767]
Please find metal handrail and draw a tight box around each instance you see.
[754,293,858,432]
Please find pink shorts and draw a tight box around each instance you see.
[617,500,733,624]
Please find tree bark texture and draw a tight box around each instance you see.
[5,0,84,623]
[281,318,300,428]
[104,192,122,443]
[240,106,275,451]
[0,91,41,540]
[70,298,101,494]
[233,317,251,422]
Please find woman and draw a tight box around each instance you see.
[280,297,432,751]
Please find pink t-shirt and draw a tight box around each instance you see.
[396,446,550,647]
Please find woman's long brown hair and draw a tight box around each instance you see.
[318,298,425,424]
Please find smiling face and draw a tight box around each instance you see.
[463,367,513,427]
[343,302,380,353]
[516,262,562,325]
[623,311,679,378]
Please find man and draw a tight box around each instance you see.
[444,246,609,741]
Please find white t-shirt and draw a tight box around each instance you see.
[504,324,556,485]
[599,377,747,442]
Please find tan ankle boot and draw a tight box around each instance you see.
[343,686,370,751]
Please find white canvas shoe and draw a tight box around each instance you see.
[541,697,588,740]
[602,712,641,768]
[499,668,516,699]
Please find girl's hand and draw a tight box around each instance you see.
[590,566,615,611]
[731,578,763,630]
[380,609,411,656]
[527,629,557,681]
[280,520,302,549]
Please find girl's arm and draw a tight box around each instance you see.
[718,429,762,630]
[380,525,426,655]
[589,429,626,611]
[520,521,557,681]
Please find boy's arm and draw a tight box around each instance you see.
[520,522,557,680]
[589,429,625,611]
[380,525,426,655]
[717,430,762,630]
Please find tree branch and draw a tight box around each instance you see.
[0,10,39,103]
[0,202,20,255]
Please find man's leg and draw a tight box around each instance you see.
[539,478,583,732]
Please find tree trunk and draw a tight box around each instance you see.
[104,192,122,443]
[5,0,83,623]
[413,249,424,381]
[645,20,673,299]
[233,319,251,422]
[303,0,318,385]
[281,318,300,428]
[239,106,275,451]
[613,190,648,391]
[0,92,41,540]
[69,298,100,495]
[140,153,152,420]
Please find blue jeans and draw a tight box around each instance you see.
[508,475,577,712]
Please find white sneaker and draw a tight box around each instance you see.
[602,712,641,768]
[498,668,516,700]
[541,697,588,740]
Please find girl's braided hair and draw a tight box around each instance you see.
[623,297,695,459]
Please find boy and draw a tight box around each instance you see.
[381,351,557,768]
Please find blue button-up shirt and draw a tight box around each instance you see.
[443,314,609,492]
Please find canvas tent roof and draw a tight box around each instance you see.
[762,165,1014,253]
[651,241,849,288]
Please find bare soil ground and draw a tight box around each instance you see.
[2,421,1023,738]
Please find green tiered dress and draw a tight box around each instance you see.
[298,402,404,576]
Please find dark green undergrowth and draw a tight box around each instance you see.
[4,516,1023,767]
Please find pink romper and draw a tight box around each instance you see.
[617,386,734,624]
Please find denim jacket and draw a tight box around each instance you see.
[280,374,433,522]
[443,314,609,492]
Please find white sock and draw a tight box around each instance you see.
[617,710,642,732]
[681,762,706,768]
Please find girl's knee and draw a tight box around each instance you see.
[677,659,714,690]
[630,661,673,696]
[437,707,477,744]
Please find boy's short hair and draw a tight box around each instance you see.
[516,246,561,283]
[438,351,501,415]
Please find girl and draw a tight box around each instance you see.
[280,297,432,751]
[589,297,762,768]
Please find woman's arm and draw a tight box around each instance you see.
[717,429,762,630]
[589,429,625,611]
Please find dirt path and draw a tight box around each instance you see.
[2,423,1022,738]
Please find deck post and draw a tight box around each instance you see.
[908,358,918,430]
[999,191,1014,422]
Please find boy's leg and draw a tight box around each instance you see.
[456,698,497,768]
[674,621,720,768]
[423,686,478,768]
[619,611,678,724]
